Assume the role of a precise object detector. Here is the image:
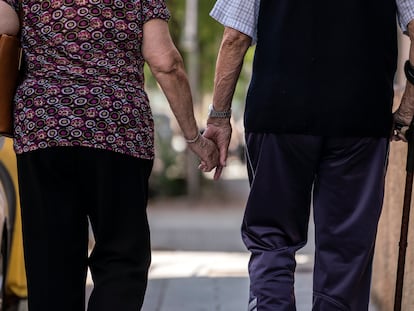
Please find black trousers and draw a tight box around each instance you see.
[16,147,153,311]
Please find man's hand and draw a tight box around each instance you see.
[203,118,232,180]
[393,81,414,142]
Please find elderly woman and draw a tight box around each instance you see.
[0,0,219,310]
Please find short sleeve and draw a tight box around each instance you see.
[396,0,414,33]
[142,0,171,24]
[210,0,260,45]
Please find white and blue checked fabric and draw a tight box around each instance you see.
[397,0,414,33]
[211,0,414,39]
[210,0,260,44]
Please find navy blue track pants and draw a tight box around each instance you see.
[242,133,389,311]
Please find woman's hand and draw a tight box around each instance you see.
[187,135,220,178]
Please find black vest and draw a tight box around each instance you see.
[245,0,398,137]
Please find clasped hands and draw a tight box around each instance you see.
[187,120,232,181]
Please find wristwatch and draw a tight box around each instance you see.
[208,104,232,118]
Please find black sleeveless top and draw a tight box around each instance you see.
[245,0,398,137]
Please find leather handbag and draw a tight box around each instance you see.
[0,33,21,137]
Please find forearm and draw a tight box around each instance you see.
[150,52,199,141]
[142,18,219,170]
[142,19,199,140]
[212,27,251,112]
[202,28,251,172]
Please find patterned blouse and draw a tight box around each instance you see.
[6,0,170,159]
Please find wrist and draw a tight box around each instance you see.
[207,117,231,126]
[185,131,201,144]
[208,104,232,119]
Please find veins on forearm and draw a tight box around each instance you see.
[213,38,249,110]
[214,63,244,109]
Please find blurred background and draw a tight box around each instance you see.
[1,0,414,310]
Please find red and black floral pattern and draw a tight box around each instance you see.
[6,0,170,159]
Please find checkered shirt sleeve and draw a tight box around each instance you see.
[210,0,260,45]
[397,0,414,33]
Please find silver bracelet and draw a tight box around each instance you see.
[186,132,201,144]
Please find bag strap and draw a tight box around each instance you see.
[17,0,23,70]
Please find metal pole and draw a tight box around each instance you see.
[394,172,413,311]
[394,118,414,311]
[183,0,200,198]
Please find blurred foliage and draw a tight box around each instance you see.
[167,0,223,93]
[149,114,187,197]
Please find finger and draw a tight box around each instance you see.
[218,144,228,167]
[198,162,207,170]
[219,151,227,167]
[401,126,409,136]
[394,122,405,132]
[392,127,401,141]
[200,161,214,172]
[214,166,223,180]
[396,126,409,142]
[391,135,401,142]
[397,132,408,142]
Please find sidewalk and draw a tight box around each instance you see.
[143,251,313,311]
[15,168,380,310]
[79,173,380,310]
[142,181,315,311]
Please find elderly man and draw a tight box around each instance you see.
[205,0,414,310]
[1,0,220,310]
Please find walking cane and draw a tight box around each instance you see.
[394,117,414,311]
